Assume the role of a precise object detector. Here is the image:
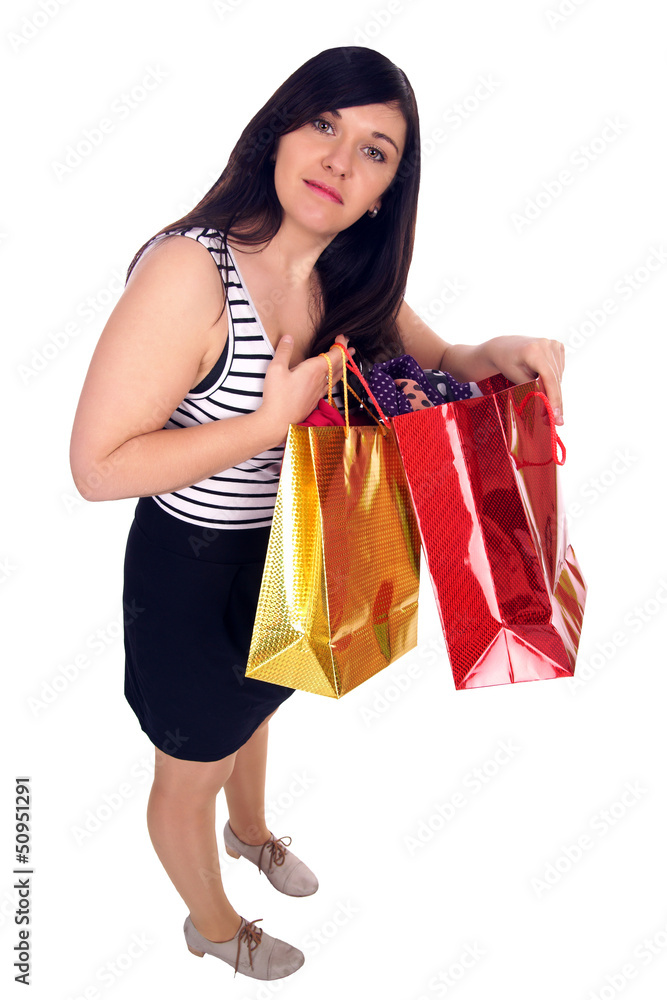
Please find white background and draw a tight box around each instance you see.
[3,1,666,998]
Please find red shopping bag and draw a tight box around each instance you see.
[390,371,587,690]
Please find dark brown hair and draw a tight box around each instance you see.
[126,46,421,365]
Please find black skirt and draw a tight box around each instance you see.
[122,496,296,762]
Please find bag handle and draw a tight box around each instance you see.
[331,343,390,435]
[319,351,336,409]
[319,344,389,437]
[513,390,566,465]
[319,348,351,437]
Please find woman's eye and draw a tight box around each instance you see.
[310,120,386,163]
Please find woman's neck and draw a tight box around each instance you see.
[229,217,334,291]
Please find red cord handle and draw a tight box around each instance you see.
[331,343,390,430]
[329,351,566,465]
[514,390,566,465]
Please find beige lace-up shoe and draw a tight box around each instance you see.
[223,820,319,896]
[184,914,305,980]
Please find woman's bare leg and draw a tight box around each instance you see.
[222,708,279,845]
[147,747,242,942]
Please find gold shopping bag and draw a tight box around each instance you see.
[246,354,420,698]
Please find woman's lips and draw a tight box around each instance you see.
[303,179,343,204]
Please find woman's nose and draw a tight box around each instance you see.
[322,141,353,177]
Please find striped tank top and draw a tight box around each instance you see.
[140,224,288,530]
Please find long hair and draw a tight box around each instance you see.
[126,46,421,365]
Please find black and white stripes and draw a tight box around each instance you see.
[144,225,285,530]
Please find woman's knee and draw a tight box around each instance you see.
[151,746,237,800]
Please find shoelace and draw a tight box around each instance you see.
[258,834,293,876]
[234,917,263,977]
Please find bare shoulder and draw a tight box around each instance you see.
[69,231,228,483]
[123,232,229,375]
[89,230,229,390]
[127,231,226,315]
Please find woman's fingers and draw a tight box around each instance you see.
[272,334,295,368]
[329,335,354,380]
[521,338,564,424]
[488,336,565,425]
[333,333,354,354]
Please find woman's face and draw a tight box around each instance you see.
[272,102,407,237]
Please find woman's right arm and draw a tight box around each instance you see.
[69,235,343,502]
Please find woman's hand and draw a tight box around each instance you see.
[258,334,354,443]
[482,335,565,424]
[395,302,566,423]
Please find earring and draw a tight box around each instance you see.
[368,207,379,218]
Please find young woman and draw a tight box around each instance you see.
[69,46,564,982]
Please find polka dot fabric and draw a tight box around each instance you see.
[365,355,480,417]
[424,369,483,403]
[394,379,433,411]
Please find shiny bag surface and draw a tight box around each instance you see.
[246,356,420,698]
[391,373,587,690]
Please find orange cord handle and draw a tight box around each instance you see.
[320,351,379,426]
[514,390,566,465]
[331,343,389,434]
[319,351,334,407]
[345,382,382,424]
[319,347,350,436]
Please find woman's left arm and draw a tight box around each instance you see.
[395,300,566,425]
